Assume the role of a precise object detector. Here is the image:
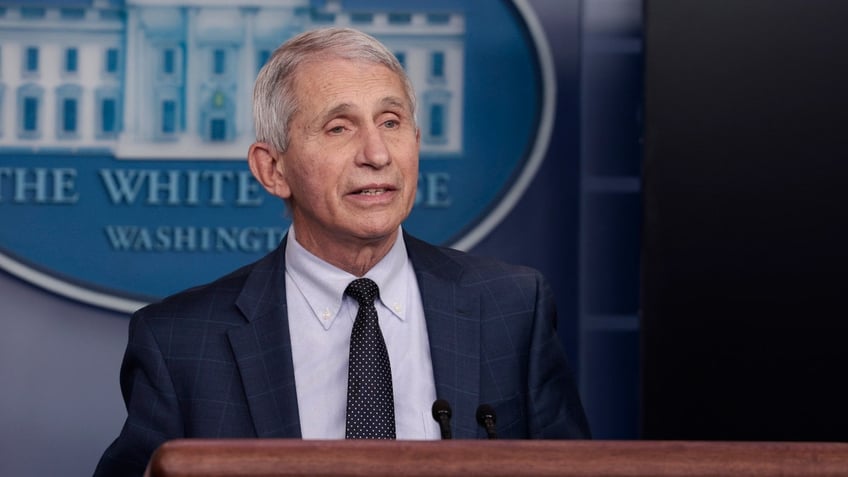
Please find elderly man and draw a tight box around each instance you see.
[95,27,589,476]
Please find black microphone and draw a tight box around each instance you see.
[431,399,453,439]
[476,404,498,439]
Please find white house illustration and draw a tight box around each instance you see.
[0,0,464,159]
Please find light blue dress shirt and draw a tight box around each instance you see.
[285,226,441,439]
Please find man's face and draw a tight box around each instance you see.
[274,58,420,250]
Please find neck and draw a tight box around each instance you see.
[293,227,399,277]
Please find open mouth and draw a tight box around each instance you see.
[355,188,391,195]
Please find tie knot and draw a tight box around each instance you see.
[345,278,379,305]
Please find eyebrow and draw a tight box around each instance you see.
[322,102,354,121]
[317,96,411,124]
[380,96,409,111]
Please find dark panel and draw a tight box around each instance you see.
[642,0,848,440]
[584,192,641,315]
[582,329,640,438]
[584,52,644,177]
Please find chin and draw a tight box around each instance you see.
[352,222,401,242]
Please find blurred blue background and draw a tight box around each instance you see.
[0,1,644,475]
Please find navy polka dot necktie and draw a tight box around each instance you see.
[344,278,396,439]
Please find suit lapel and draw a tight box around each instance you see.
[227,237,302,438]
[405,233,481,438]
[224,233,480,439]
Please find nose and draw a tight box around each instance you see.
[356,124,391,168]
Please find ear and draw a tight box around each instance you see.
[248,142,292,200]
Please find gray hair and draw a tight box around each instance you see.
[253,27,417,153]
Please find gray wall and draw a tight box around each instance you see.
[0,273,127,476]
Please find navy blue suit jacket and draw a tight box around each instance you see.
[94,233,589,476]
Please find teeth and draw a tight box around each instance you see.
[359,189,386,195]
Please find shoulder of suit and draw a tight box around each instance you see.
[133,245,281,322]
[406,233,544,286]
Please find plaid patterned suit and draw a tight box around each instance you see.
[94,233,590,476]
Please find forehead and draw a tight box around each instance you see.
[291,58,411,113]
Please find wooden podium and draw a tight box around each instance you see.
[145,439,848,477]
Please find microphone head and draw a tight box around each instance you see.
[476,404,496,425]
[431,399,452,421]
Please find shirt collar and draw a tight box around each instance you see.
[285,225,410,330]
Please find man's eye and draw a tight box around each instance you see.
[329,126,345,134]
[384,119,399,129]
